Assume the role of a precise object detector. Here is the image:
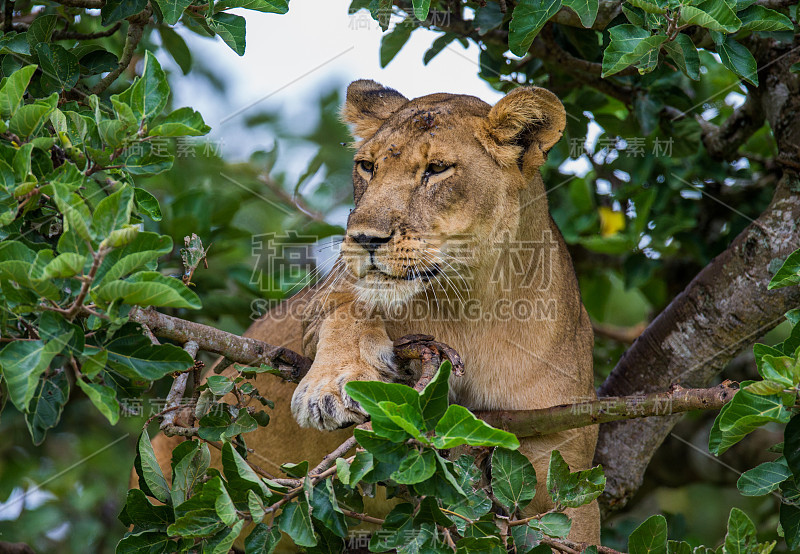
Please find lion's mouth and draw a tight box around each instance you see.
[367,264,441,281]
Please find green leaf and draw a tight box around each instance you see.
[135,430,171,504]
[198,412,233,442]
[154,0,194,25]
[511,524,544,553]
[79,50,119,75]
[221,441,272,502]
[121,141,174,175]
[456,536,505,553]
[378,400,426,440]
[628,514,668,554]
[737,5,792,32]
[562,0,598,27]
[35,43,80,91]
[391,448,437,484]
[717,35,758,87]
[167,508,225,538]
[105,334,193,381]
[737,459,792,496]
[491,447,537,513]
[9,95,58,138]
[116,51,171,124]
[508,0,563,56]
[76,380,120,424]
[247,490,266,522]
[27,14,58,50]
[171,441,211,505]
[42,252,86,279]
[102,0,149,25]
[206,375,235,396]
[52,180,92,241]
[743,380,786,396]
[81,349,107,379]
[781,492,800,551]
[215,0,289,13]
[784,414,800,478]
[278,500,317,547]
[708,388,790,455]
[95,232,172,287]
[433,404,520,449]
[210,479,238,526]
[134,188,163,222]
[209,13,247,56]
[310,478,348,538]
[150,107,210,136]
[0,332,72,412]
[546,450,605,508]
[25,371,69,445]
[91,185,134,240]
[345,380,422,441]
[116,531,185,553]
[601,25,667,77]
[0,65,36,119]
[769,250,800,289]
[159,26,193,75]
[336,449,375,487]
[380,22,414,68]
[419,361,451,431]
[758,354,798,386]
[94,271,202,309]
[662,34,700,80]
[412,0,431,20]
[224,408,258,438]
[528,512,571,538]
[119,488,174,529]
[724,508,759,554]
[678,0,741,32]
[281,460,309,478]
[626,0,666,13]
[244,523,281,554]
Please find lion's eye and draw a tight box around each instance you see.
[357,160,374,175]
[425,162,451,175]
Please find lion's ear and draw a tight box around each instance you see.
[342,80,409,143]
[478,87,566,173]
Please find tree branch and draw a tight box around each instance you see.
[129,307,314,381]
[53,22,122,40]
[91,6,152,95]
[696,89,766,161]
[475,382,737,438]
[595,176,800,513]
[50,0,104,7]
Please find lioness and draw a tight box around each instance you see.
[148,80,600,546]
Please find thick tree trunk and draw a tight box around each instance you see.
[595,34,800,513]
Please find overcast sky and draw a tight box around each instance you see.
[164,0,504,160]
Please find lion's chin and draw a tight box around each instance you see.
[352,271,427,312]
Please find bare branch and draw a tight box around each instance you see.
[53,22,122,40]
[476,382,737,438]
[50,0,104,7]
[91,6,152,95]
[160,341,199,431]
[128,307,313,381]
[697,90,766,161]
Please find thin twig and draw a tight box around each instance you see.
[91,6,152,95]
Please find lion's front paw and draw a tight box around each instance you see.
[291,368,370,431]
[291,336,397,431]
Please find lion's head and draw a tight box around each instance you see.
[336,80,566,309]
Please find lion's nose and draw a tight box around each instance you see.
[350,232,392,253]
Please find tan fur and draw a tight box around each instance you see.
[145,81,600,547]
